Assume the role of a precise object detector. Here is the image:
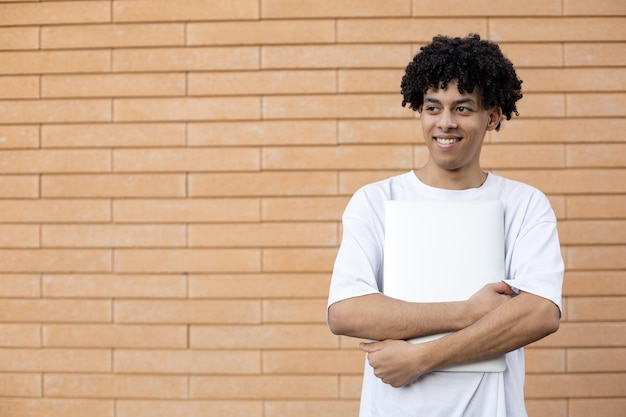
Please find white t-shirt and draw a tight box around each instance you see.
[328,171,564,417]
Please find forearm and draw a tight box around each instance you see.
[421,291,560,372]
[328,292,472,341]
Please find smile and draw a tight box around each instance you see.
[434,137,461,145]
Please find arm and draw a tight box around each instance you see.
[361,290,560,387]
[328,280,515,341]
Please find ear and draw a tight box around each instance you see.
[486,107,503,131]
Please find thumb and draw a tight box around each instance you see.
[359,342,381,353]
[497,281,515,296]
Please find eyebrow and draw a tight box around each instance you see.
[424,97,478,106]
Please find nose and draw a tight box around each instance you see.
[437,110,457,130]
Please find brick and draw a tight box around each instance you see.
[0,373,41,397]
[263,145,413,170]
[340,376,364,399]
[0,299,110,323]
[45,374,187,399]
[0,27,39,50]
[567,348,626,372]
[115,300,261,324]
[43,274,186,298]
[0,175,38,198]
[565,42,626,66]
[262,44,412,69]
[263,248,337,272]
[187,20,335,45]
[44,324,187,348]
[532,323,626,347]
[412,0,561,16]
[117,400,263,417]
[114,0,259,22]
[524,348,565,373]
[189,70,336,96]
[570,399,626,417]
[190,375,337,399]
[42,174,186,198]
[564,0,626,15]
[338,120,419,144]
[42,73,186,98]
[567,297,626,321]
[567,144,626,167]
[114,349,261,374]
[261,197,348,221]
[189,222,337,247]
[0,149,110,173]
[42,224,186,248]
[115,97,260,122]
[190,324,337,349]
[188,121,337,146]
[0,225,38,248]
[0,399,113,417]
[515,93,565,117]
[189,273,331,299]
[559,220,626,244]
[0,50,110,75]
[0,99,111,124]
[499,43,564,68]
[114,249,261,273]
[518,68,626,92]
[0,249,111,273]
[0,199,110,223]
[42,123,186,148]
[337,18,485,43]
[113,198,260,223]
[338,69,405,93]
[0,125,39,149]
[42,23,185,49]
[0,275,39,297]
[0,75,38,99]
[567,93,626,117]
[189,171,338,197]
[525,400,567,417]
[339,170,407,195]
[113,47,258,72]
[264,400,359,417]
[494,118,626,144]
[566,246,626,270]
[563,271,626,296]
[566,194,626,218]
[113,147,260,172]
[0,1,110,26]
[0,324,40,347]
[0,348,111,372]
[262,0,410,18]
[493,169,626,194]
[490,17,626,41]
[525,373,626,398]
[263,349,363,374]
[263,94,412,119]
[480,144,564,169]
[262,299,327,323]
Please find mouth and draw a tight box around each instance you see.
[433,136,461,145]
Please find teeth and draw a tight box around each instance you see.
[436,138,459,145]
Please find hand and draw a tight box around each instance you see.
[465,281,514,325]
[360,340,428,387]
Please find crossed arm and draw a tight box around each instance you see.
[328,281,560,387]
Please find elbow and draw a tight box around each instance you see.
[327,302,352,336]
[539,300,561,337]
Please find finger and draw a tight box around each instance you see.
[359,342,380,353]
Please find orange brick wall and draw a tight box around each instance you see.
[0,1,624,416]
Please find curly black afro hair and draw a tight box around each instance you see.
[401,34,523,131]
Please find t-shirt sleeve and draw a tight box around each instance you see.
[506,193,564,314]
[327,189,385,309]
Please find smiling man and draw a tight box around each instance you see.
[327,34,564,416]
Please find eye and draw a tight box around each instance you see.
[457,106,472,113]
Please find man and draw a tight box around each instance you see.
[327,34,563,416]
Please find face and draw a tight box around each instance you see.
[419,79,501,177]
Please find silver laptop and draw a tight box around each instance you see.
[383,199,506,372]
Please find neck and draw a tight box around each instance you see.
[414,165,488,190]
